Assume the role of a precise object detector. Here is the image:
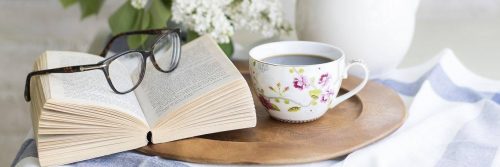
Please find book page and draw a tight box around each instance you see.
[44,51,147,124]
[134,35,242,126]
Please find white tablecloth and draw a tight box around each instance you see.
[12,49,500,167]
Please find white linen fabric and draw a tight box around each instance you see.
[12,49,500,167]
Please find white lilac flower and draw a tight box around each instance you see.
[172,0,291,43]
[131,0,148,9]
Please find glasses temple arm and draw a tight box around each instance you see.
[24,64,102,101]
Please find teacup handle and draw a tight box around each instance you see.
[329,59,370,108]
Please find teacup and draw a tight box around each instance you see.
[249,41,369,123]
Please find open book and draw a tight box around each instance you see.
[28,35,256,166]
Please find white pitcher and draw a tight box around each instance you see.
[295,0,420,77]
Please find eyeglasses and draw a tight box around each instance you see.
[24,28,181,101]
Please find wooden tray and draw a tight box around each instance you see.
[137,61,407,164]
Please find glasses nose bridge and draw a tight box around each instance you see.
[144,50,162,70]
[142,50,154,60]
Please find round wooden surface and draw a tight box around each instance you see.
[137,62,407,164]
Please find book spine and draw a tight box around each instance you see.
[147,131,152,143]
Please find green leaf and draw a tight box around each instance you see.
[59,0,78,8]
[283,86,289,92]
[218,39,234,58]
[150,0,171,28]
[109,1,140,35]
[270,103,280,111]
[160,0,172,9]
[268,86,275,92]
[289,68,294,73]
[78,0,104,19]
[311,100,318,106]
[298,68,304,74]
[309,89,321,99]
[284,99,290,104]
[127,10,151,49]
[274,98,280,103]
[186,29,200,42]
[288,106,301,112]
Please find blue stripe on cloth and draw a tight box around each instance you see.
[435,101,500,167]
[10,138,190,167]
[493,93,500,104]
[72,151,189,167]
[377,65,494,104]
[11,139,37,167]
[426,66,482,103]
[374,73,428,96]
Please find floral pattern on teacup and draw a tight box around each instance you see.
[251,64,337,113]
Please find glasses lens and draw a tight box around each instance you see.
[108,52,144,93]
[152,32,179,71]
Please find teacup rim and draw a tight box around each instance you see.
[249,41,345,67]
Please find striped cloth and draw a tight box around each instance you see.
[12,49,500,167]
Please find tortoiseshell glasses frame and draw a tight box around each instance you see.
[24,28,181,101]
